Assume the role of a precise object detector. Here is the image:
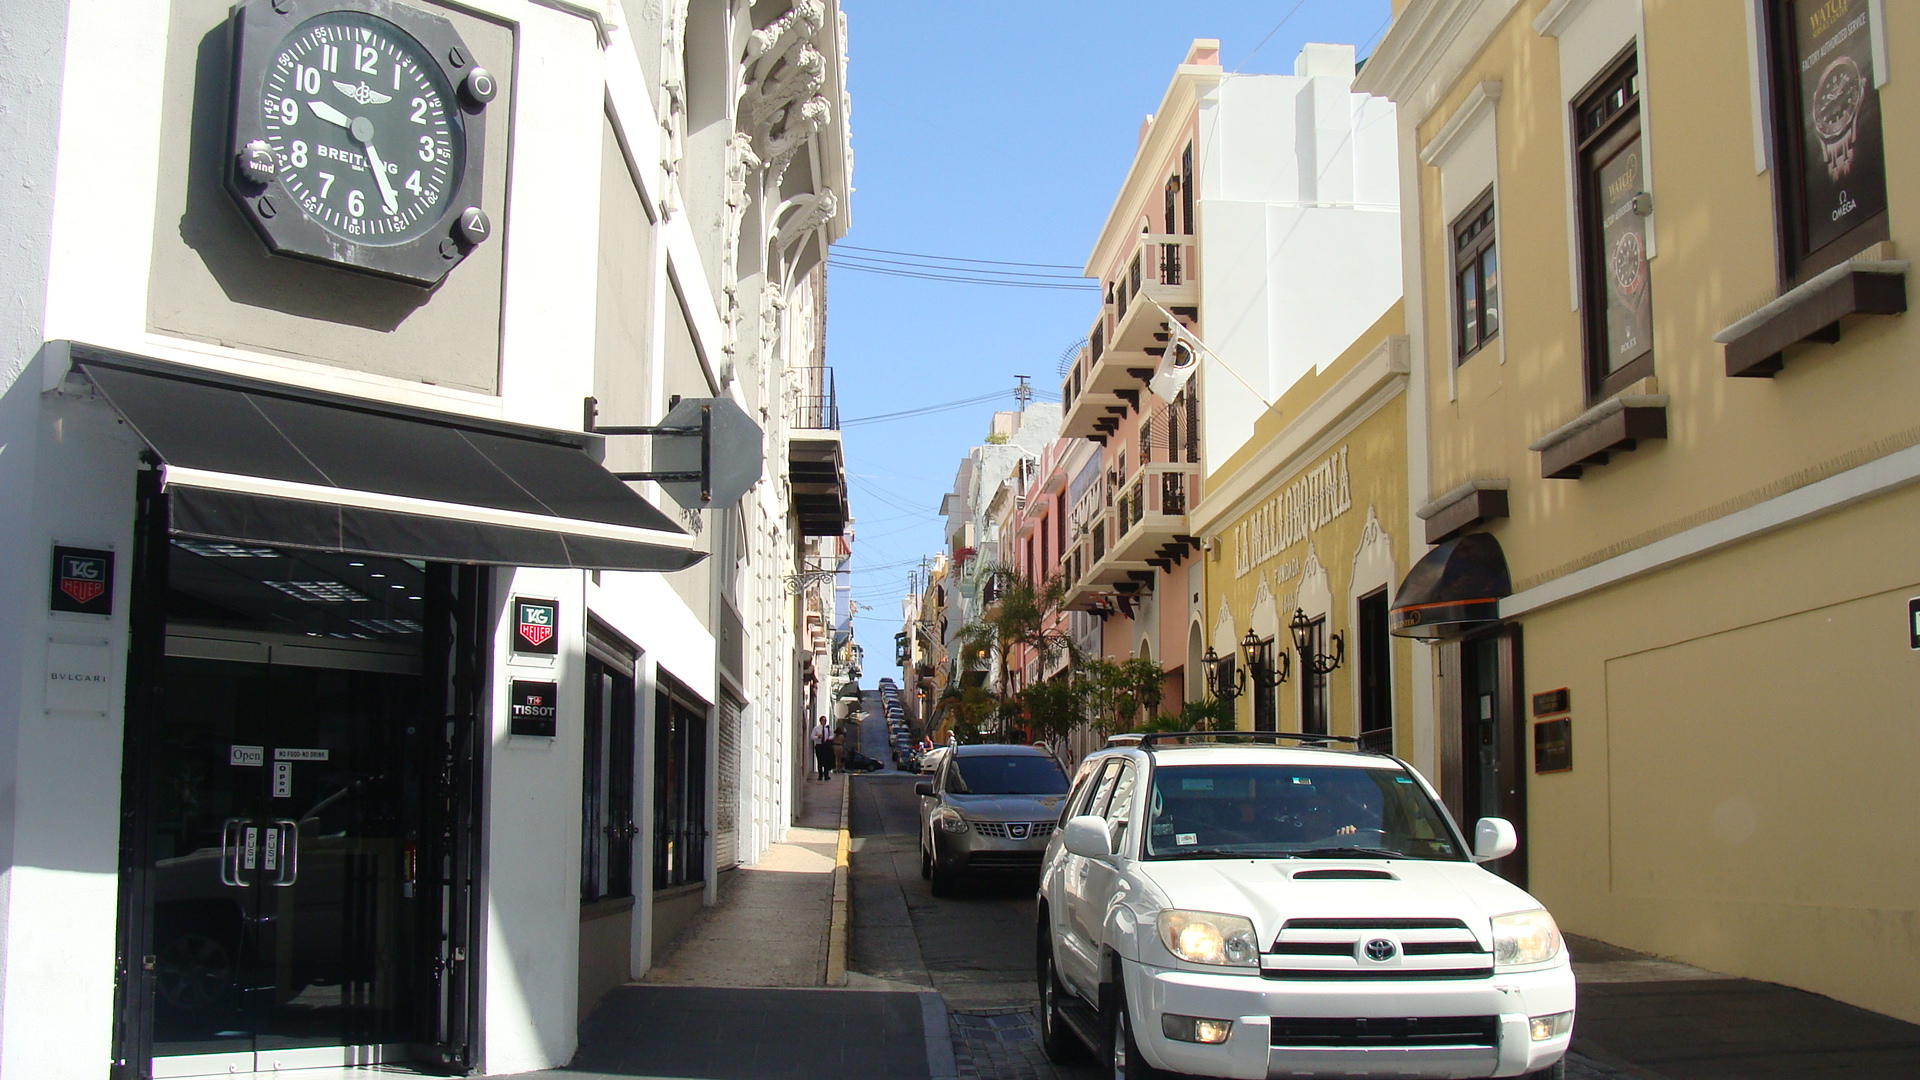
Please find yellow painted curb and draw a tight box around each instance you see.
[825,775,852,986]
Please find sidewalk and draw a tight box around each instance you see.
[641,772,845,987]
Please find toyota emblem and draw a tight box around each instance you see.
[1363,938,1397,962]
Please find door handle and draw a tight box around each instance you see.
[271,819,300,886]
[220,818,247,887]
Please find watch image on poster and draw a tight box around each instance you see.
[1597,138,1653,373]
[1795,0,1886,254]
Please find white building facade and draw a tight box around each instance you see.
[0,0,850,1077]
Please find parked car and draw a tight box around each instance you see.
[917,744,1069,896]
[918,745,949,776]
[1035,732,1574,1079]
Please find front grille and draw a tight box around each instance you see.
[1270,1015,1499,1048]
[971,821,1056,840]
[965,851,1044,870]
[1264,916,1489,980]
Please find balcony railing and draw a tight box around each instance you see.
[1107,461,1199,566]
[794,365,839,430]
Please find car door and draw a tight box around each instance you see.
[1082,761,1138,970]
[1061,759,1126,995]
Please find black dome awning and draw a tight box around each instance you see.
[1390,532,1511,639]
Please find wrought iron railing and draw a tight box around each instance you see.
[794,365,839,430]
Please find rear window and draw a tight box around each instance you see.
[1144,763,1463,861]
[951,754,1070,796]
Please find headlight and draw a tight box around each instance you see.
[1157,910,1259,967]
[1492,909,1562,967]
[933,809,970,834]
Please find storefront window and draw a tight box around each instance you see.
[1575,50,1653,401]
[653,683,708,889]
[582,653,636,903]
[1298,617,1330,737]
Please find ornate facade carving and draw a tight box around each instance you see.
[658,0,691,218]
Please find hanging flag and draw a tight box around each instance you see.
[1149,316,1205,401]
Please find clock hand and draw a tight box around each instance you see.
[308,99,351,128]
[360,138,400,215]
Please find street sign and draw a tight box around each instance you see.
[651,397,764,510]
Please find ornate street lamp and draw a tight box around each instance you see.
[1201,645,1245,701]
[1289,607,1345,675]
[1240,627,1289,689]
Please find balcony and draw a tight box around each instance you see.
[788,365,848,536]
[1108,461,1200,566]
[1060,233,1198,440]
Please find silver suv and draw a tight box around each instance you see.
[916,744,1070,896]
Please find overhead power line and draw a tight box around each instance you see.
[828,259,1099,291]
[833,252,1087,281]
[835,244,1084,270]
[841,388,1024,427]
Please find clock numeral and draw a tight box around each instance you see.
[348,189,366,217]
[289,141,308,168]
[393,64,402,92]
[419,135,436,162]
[279,97,299,125]
[295,64,322,95]
[354,43,378,76]
[321,44,339,74]
[404,170,423,197]
[411,98,429,124]
[318,171,336,198]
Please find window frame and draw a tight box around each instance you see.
[1451,186,1500,364]
[1356,588,1393,754]
[581,654,637,903]
[1573,47,1655,404]
[1298,617,1330,737]
[1249,637,1278,733]
[1762,0,1890,289]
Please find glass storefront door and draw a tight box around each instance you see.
[149,643,425,1077]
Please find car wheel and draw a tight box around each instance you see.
[1524,1061,1568,1080]
[1106,983,1173,1080]
[1037,931,1087,1063]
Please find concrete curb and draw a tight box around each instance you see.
[920,990,958,1080]
[825,774,852,986]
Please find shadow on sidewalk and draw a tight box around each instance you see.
[547,986,933,1080]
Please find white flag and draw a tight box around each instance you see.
[1149,317,1204,401]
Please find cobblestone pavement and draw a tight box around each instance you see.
[946,1004,1638,1080]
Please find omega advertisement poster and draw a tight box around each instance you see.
[1795,0,1885,253]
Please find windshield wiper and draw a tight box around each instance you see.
[1153,847,1297,860]
[1295,846,1406,859]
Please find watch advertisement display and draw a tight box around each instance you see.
[1597,136,1653,373]
[1795,0,1885,253]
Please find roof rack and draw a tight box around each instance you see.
[1118,730,1363,751]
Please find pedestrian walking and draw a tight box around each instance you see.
[810,715,834,781]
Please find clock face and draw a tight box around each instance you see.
[258,10,465,245]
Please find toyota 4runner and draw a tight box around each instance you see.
[1036,732,1574,1079]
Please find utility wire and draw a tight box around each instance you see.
[841,388,1021,427]
[832,252,1088,281]
[828,260,1099,291]
[1235,0,1313,73]
[836,244,1083,270]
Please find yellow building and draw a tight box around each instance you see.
[1194,305,1415,754]
[1362,0,1920,1022]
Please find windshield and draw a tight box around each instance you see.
[951,754,1069,796]
[1144,763,1463,860]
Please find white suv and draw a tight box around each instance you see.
[1035,733,1574,1079]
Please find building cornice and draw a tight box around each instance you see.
[1531,0,1598,38]
[1418,79,1502,166]
[1353,0,1521,123]
[1191,335,1410,535]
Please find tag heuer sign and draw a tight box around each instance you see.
[509,679,558,737]
[514,598,558,654]
[50,547,114,616]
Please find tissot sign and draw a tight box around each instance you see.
[509,679,558,737]
[50,546,114,615]
[513,597,558,655]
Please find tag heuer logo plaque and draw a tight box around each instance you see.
[514,598,558,654]
[51,547,114,616]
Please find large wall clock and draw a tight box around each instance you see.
[225,0,498,288]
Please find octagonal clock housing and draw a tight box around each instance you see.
[226,0,496,288]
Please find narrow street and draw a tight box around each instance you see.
[846,725,1100,1080]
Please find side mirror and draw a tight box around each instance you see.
[1472,817,1518,862]
[1062,815,1112,860]
[914,781,934,798]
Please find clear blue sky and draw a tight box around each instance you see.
[829,1,1393,654]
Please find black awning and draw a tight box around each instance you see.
[1389,532,1511,639]
[72,345,704,573]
